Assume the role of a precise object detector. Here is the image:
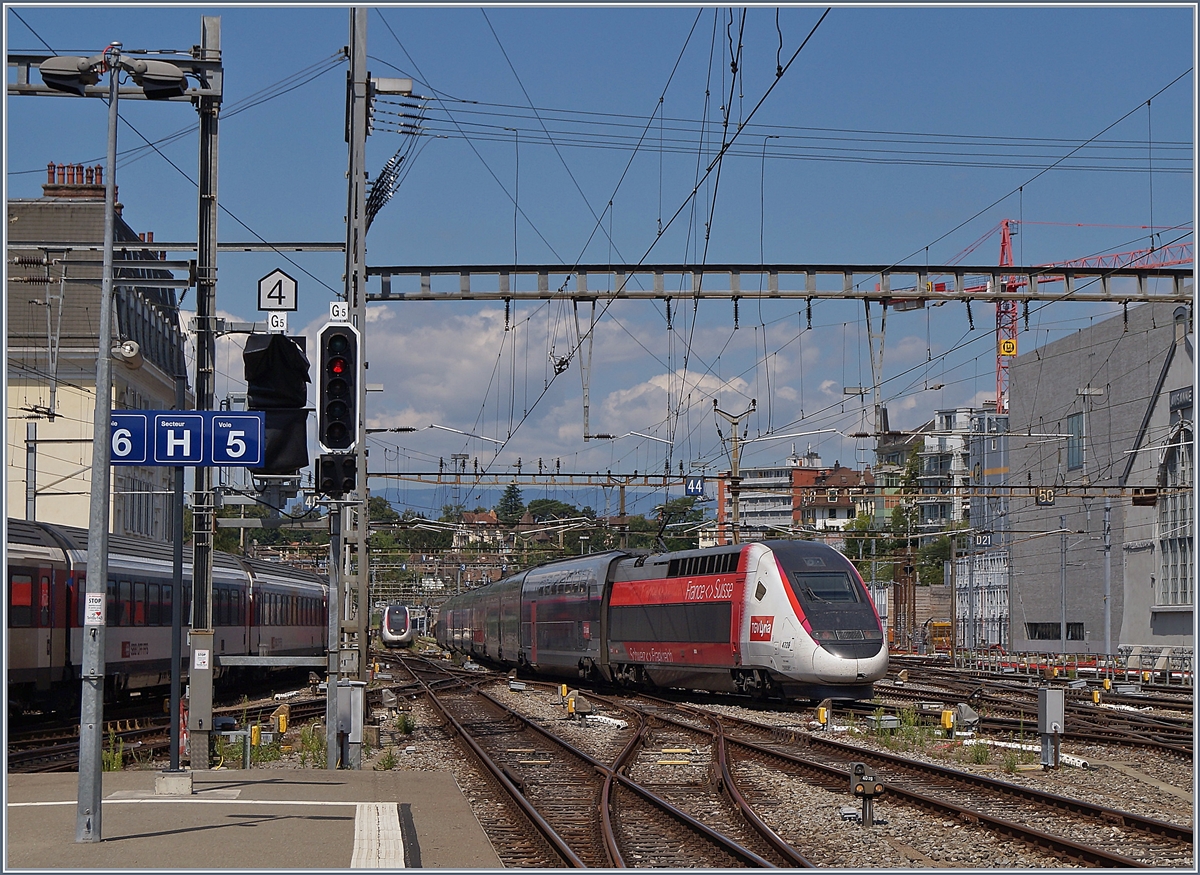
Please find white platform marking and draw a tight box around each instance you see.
[350,802,405,868]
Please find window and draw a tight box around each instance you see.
[1025,622,1085,641]
[9,574,33,627]
[1158,424,1194,606]
[147,583,160,626]
[119,580,132,626]
[1066,413,1084,470]
[133,581,146,626]
[162,584,173,627]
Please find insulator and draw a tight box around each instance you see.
[9,275,52,283]
[10,256,49,266]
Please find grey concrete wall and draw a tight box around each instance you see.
[1007,302,1192,654]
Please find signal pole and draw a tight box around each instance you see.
[344,7,370,686]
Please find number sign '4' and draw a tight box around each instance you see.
[258,269,298,311]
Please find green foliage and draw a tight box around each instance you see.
[968,742,991,764]
[1001,750,1019,774]
[622,495,706,551]
[376,747,399,771]
[102,728,124,771]
[495,484,525,524]
[298,722,327,768]
[213,502,329,555]
[396,713,416,735]
[526,498,581,521]
[369,496,401,524]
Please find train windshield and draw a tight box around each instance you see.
[386,608,408,632]
[786,571,862,604]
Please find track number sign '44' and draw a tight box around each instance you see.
[110,411,265,467]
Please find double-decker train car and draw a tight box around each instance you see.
[436,539,887,702]
[379,604,415,648]
[7,518,327,715]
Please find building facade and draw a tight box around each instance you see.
[1007,302,1193,657]
[712,448,871,544]
[7,163,191,541]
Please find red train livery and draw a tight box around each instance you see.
[436,539,887,702]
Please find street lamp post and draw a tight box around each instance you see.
[76,42,122,845]
[13,34,218,843]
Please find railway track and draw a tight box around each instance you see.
[867,674,1193,757]
[395,654,810,867]
[640,698,1192,868]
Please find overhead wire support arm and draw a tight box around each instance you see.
[366,262,1192,304]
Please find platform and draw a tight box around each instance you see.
[6,770,503,869]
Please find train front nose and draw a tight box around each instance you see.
[808,641,888,684]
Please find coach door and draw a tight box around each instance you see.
[36,572,54,687]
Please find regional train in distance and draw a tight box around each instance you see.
[7,518,328,715]
[379,604,416,648]
[436,539,887,702]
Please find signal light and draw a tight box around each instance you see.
[317,454,357,496]
[318,322,360,453]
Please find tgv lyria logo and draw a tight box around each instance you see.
[749,616,774,641]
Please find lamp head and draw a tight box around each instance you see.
[128,59,187,99]
[39,56,101,96]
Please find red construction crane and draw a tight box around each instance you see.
[994,220,1193,413]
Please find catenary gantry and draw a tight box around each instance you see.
[366,262,1192,303]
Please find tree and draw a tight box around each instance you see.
[527,498,580,521]
[368,495,401,524]
[495,484,525,525]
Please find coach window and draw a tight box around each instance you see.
[9,573,33,627]
[107,581,119,626]
[148,584,161,626]
[162,585,173,627]
[133,581,147,626]
[119,580,132,626]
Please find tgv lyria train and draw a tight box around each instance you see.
[436,539,887,701]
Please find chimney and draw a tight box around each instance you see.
[42,159,112,203]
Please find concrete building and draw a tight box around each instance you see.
[7,162,191,541]
[955,410,1011,649]
[1006,302,1193,658]
[915,407,977,531]
[712,448,871,544]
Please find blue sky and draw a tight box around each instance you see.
[5,3,1195,518]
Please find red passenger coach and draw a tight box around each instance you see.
[606,548,745,692]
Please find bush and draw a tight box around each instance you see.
[376,747,399,771]
[299,722,327,768]
[396,713,416,735]
[969,742,991,764]
[102,728,124,771]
